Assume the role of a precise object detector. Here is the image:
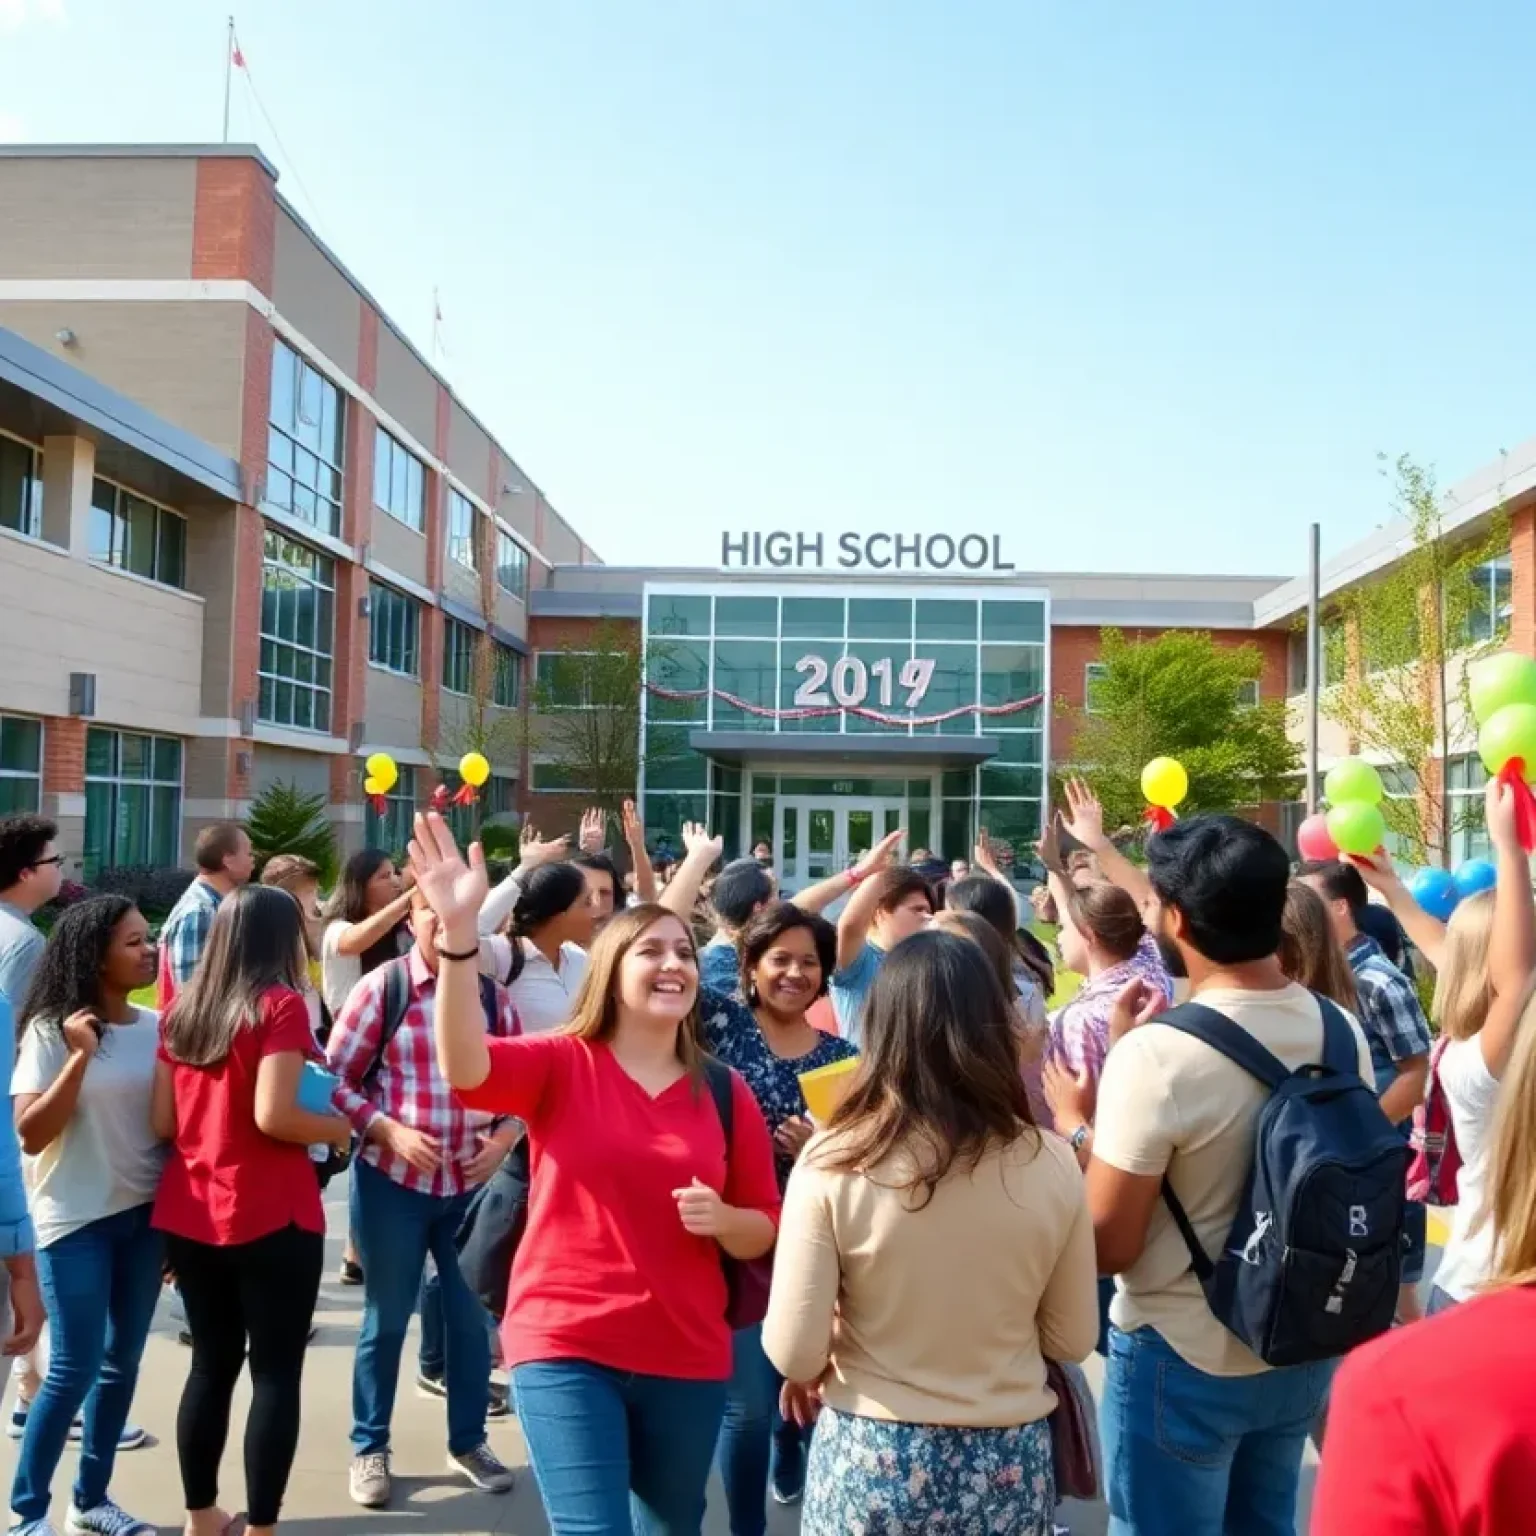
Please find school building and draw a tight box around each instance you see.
[0,144,1527,886]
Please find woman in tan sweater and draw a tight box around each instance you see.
[763,929,1098,1534]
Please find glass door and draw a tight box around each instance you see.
[776,797,910,896]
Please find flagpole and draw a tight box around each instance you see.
[222,15,235,142]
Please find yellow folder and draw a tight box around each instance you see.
[798,1056,860,1124]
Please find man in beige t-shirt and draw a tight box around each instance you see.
[1084,814,1372,1536]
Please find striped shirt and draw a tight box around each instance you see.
[326,944,518,1197]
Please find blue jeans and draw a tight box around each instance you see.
[513,1359,727,1535]
[718,1323,806,1536]
[11,1203,164,1523]
[350,1161,489,1457]
[418,1264,498,1379]
[1101,1326,1334,1536]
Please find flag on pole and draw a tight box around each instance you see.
[232,41,245,68]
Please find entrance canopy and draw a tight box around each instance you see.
[687,730,1002,766]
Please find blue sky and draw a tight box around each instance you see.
[3,0,1534,578]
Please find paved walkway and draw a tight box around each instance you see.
[0,1176,1331,1534]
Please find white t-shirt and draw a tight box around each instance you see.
[1093,983,1374,1377]
[10,1008,167,1248]
[484,938,590,1034]
[320,921,364,1019]
[1431,1036,1501,1301]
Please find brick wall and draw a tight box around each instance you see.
[42,716,85,795]
[1510,504,1536,658]
[191,157,276,293]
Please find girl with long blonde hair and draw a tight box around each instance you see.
[419,812,781,1536]
[1349,777,1535,1309]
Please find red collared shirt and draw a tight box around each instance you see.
[327,946,519,1197]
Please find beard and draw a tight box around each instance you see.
[1154,930,1188,979]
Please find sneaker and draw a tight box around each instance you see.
[64,1500,156,1534]
[6,1398,29,1438]
[447,1441,515,1493]
[349,1449,392,1509]
[339,1257,364,1286]
[9,1520,58,1535]
[415,1372,510,1418]
[6,1401,145,1450]
[770,1430,805,1505]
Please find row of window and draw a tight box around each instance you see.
[366,581,521,705]
[265,341,533,601]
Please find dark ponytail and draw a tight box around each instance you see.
[504,862,591,984]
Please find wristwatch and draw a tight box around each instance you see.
[1068,1124,1091,1153]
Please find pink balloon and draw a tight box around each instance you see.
[1296,813,1338,862]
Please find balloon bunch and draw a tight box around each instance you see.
[1141,757,1188,832]
[1404,859,1497,924]
[430,752,492,811]
[363,753,398,815]
[1472,652,1536,852]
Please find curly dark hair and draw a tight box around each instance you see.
[0,814,57,892]
[20,894,138,1041]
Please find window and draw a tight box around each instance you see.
[1288,629,1307,694]
[1237,679,1260,709]
[535,651,597,709]
[373,429,425,532]
[496,530,528,600]
[493,643,521,708]
[88,478,187,588]
[447,490,479,570]
[531,760,593,794]
[374,764,417,854]
[1084,663,1109,714]
[1464,554,1513,645]
[0,431,42,540]
[266,341,343,536]
[0,715,42,815]
[259,530,335,731]
[368,581,419,676]
[83,727,182,876]
[443,618,476,695]
[1447,753,1492,866]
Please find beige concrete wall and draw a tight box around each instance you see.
[441,554,480,611]
[494,590,529,642]
[369,513,428,587]
[540,511,585,566]
[184,738,233,801]
[185,504,241,716]
[374,325,437,451]
[363,667,424,749]
[0,301,248,458]
[272,208,361,378]
[251,744,333,798]
[448,400,491,495]
[0,530,203,734]
[0,159,196,278]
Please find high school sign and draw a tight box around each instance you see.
[720,530,1014,573]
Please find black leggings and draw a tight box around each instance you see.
[167,1224,324,1526]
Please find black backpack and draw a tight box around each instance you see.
[1158,998,1409,1368]
[369,958,500,1087]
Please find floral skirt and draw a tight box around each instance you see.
[801,1408,1054,1535]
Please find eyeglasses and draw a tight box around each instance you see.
[31,856,63,869]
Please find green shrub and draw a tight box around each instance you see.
[478,821,521,861]
[247,780,338,887]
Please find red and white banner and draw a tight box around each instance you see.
[645,684,1043,730]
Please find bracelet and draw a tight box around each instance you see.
[844,866,871,889]
[434,943,480,962]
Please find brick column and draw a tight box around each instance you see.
[1510,504,1536,659]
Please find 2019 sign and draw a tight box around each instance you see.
[793,653,936,710]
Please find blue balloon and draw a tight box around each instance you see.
[1453,858,1498,900]
[1409,867,1460,923]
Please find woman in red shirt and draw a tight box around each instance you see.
[152,885,352,1536]
[411,811,781,1536]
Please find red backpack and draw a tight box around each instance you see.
[1407,1037,1462,1205]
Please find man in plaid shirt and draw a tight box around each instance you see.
[1302,860,1432,1322]
[327,892,519,1509]
[154,822,253,1009]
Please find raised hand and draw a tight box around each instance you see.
[1036,811,1067,875]
[518,821,571,868]
[61,1010,101,1059]
[973,828,1001,876]
[1345,848,1404,896]
[408,811,488,950]
[854,828,905,874]
[621,799,645,849]
[1063,778,1108,850]
[579,807,606,854]
[681,822,725,864]
[1486,775,1522,856]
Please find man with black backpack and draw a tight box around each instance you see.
[1085,816,1396,1536]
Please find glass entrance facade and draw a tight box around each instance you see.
[638,583,1048,873]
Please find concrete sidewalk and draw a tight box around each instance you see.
[0,1177,1330,1534]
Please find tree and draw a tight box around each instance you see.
[526,620,649,816]
[1319,453,1508,866]
[246,780,338,886]
[1060,628,1300,830]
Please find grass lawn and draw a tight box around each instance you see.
[130,985,156,1008]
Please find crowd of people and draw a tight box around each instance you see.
[0,770,1533,1534]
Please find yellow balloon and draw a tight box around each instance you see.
[363,775,385,796]
[364,753,398,792]
[459,751,491,788]
[1141,756,1189,810]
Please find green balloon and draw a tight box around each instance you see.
[1470,653,1536,725]
[1479,703,1536,775]
[1326,801,1387,858]
[1324,759,1383,807]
